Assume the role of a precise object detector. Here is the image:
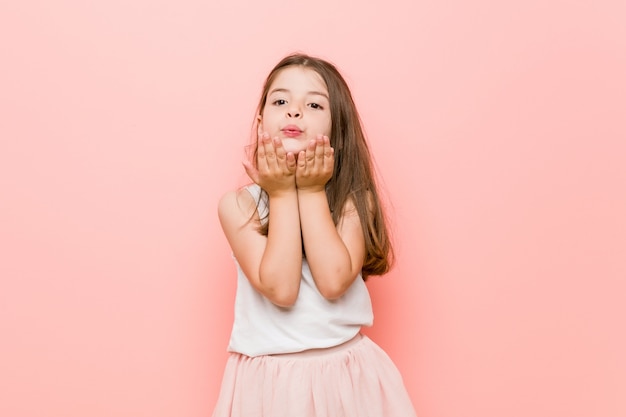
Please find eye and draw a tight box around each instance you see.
[308,103,324,110]
[272,99,287,106]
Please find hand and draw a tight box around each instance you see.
[243,133,297,196]
[295,135,334,192]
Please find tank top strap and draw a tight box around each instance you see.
[244,184,268,223]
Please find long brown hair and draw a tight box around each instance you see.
[251,53,394,278]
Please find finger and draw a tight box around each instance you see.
[314,135,325,163]
[274,137,285,156]
[322,135,331,154]
[286,152,296,173]
[323,136,334,168]
[262,133,276,163]
[273,137,287,167]
[297,150,306,170]
[256,134,269,172]
[274,137,293,175]
[305,139,316,166]
[327,147,335,169]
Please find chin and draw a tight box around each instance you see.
[284,148,307,155]
[281,139,307,155]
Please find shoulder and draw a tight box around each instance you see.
[218,185,259,226]
[341,190,375,217]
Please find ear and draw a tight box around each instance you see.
[256,115,263,137]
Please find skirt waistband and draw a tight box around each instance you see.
[268,333,364,359]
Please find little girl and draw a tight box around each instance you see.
[213,53,417,417]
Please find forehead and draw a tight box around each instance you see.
[268,66,328,94]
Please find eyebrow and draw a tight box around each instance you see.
[269,88,329,100]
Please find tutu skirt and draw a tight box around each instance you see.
[212,334,417,417]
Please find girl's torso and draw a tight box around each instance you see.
[227,184,373,357]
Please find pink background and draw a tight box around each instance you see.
[1,1,625,416]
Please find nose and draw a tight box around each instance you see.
[286,103,302,118]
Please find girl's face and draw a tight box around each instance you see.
[258,66,332,155]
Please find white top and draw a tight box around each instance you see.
[227,185,374,357]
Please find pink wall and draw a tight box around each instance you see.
[1,1,625,416]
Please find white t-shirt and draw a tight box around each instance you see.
[227,185,374,357]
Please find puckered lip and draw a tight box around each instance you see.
[281,124,303,133]
[281,125,304,138]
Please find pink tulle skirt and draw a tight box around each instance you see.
[212,334,417,417]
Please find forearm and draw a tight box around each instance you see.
[297,190,354,299]
[259,192,303,306]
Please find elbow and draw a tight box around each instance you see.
[317,278,351,301]
[258,275,300,307]
[270,289,298,307]
[319,287,347,301]
[312,267,357,301]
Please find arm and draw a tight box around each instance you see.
[296,136,365,300]
[218,134,302,307]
